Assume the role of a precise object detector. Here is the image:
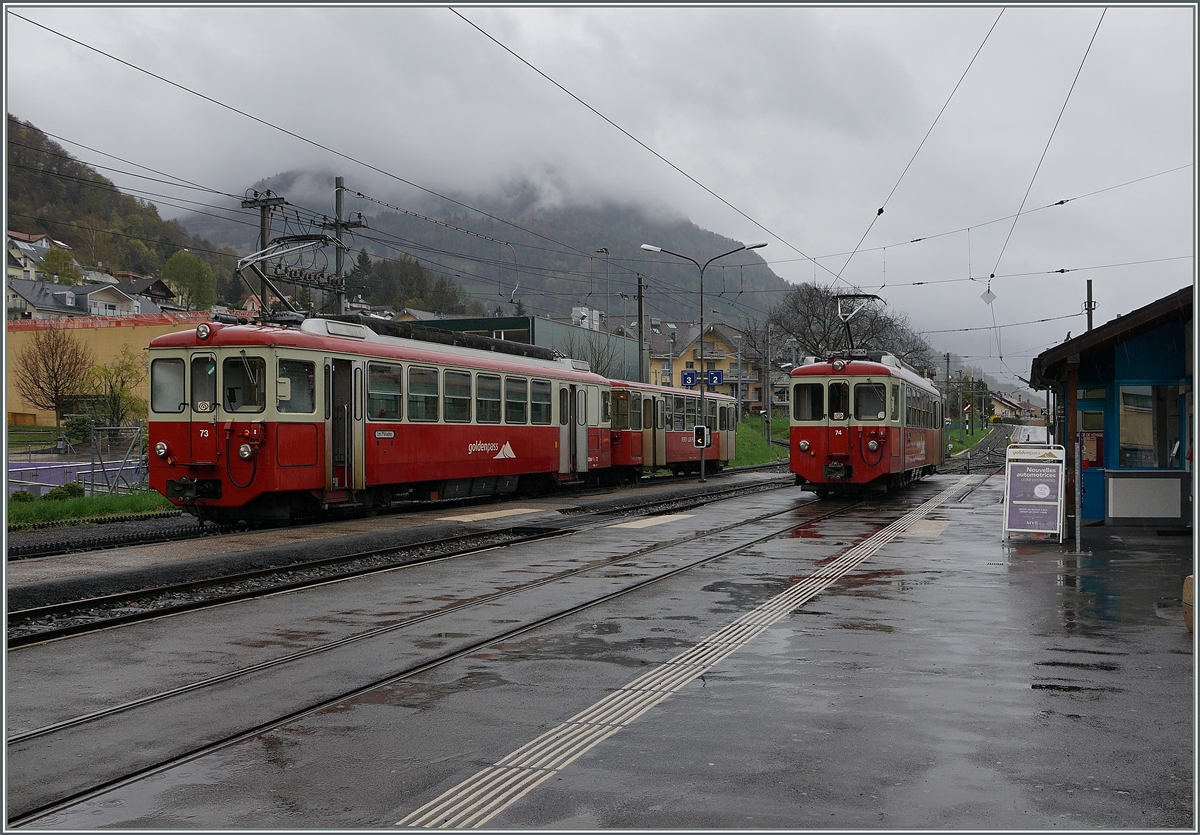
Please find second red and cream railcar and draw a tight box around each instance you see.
[789,351,944,495]
[608,381,737,479]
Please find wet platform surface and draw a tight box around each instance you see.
[8,473,1193,829]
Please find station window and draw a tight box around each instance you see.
[368,362,403,421]
[150,358,186,414]
[505,376,528,424]
[1118,385,1180,468]
[793,383,824,421]
[408,366,439,422]
[222,355,266,413]
[531,380,552,425]
[444,370,471,423]
[278,359,316,414]
[477,374,501,424]
[190,356,217,414]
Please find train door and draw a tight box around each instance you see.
[558,385,571,474]
[828,380,851,455]
[641,394,660,469]
[189,353,218,464]
[889,383,902,460]
[570,385,589,473]
[325,357,365,492]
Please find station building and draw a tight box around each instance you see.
[1029,285,1193,527]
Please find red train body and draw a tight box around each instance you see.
[146,318,735,522]
[788,351,944,494]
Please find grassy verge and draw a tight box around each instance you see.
[7,491,175,527]
[729,420,788,467]
[946,424,997,456]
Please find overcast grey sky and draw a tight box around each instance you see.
[5,5,1196,389]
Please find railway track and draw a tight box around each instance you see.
[7,477,792,646]
[6,460,788,561]
[10,476,931,825]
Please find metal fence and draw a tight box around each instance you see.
[6,422,149,497]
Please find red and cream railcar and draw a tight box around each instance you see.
[147,318,614,521]
[608,381,737,478]
[789,351,944,494]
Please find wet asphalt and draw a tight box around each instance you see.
[8,472,1193,829]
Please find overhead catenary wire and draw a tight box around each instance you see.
[838,8,1005,286]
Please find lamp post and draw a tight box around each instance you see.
[641,241,767,481]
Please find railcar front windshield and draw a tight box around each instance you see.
[854,383,887,420]
[828,382,849,421]
[793,383,824,421]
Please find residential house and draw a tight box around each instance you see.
[645,320,763,416]
[6,277,150,320]
[6,231,81,283]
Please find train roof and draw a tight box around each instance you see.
[148,318,610,384]
[789,351,941,394]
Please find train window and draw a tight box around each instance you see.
[222,355,266,413]
[559,387,569,426]
[611,391,630,430]
[828,382,849,421]
[367,362,403,421]
[408,366,439,422]
[684,397,697,431]
[657,399,665,430]
[477,375,501,423]
[793,383,823,421]
[644,397,654,432]
[854,383,887,420]
[707,400,717,430]
[601,391,611,424]
[190,356,216,413]
[630,393,642,431]
[278,360,315,414]
[151,358,186,413]
[577,389,587,426]
[505,377,528,424]
[531,380,552,425]
[719,405,728,431]
[444,370,471,423]
[673,396,686,431]
[890,385,900,422]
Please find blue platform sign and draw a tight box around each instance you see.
[680,370,698,387]
[706,370,724,387]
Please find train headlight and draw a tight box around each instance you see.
[196,323,211,340]
[832,360,845,372]
[238,443,254,460]
[154,441,169,458]
[867,440,879,452]
[799,439,810,452]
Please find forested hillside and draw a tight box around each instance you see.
[6,114,239,290]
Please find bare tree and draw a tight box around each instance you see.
[768,283,936,370]
[13,320,95,427]
[557,330,623,378]
[82,344,148,426]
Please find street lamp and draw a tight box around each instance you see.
[640,241,767,481]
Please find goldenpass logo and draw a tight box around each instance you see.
[468,441,501,454]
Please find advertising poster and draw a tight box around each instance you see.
[1005,461,1063,535]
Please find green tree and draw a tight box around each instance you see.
[82,344,147,426]
[162,250,215,311]
[40,247,83,284]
